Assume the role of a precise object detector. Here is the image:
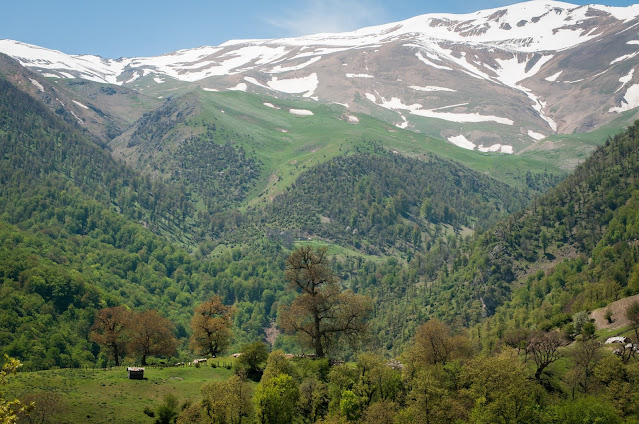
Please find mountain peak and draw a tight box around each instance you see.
[2,1,638,83]
[1,1,637,154]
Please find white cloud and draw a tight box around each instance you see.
[266,0,387,36]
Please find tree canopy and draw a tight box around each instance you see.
[279,246,372,358]
[190,296,235,357]
[128,310,178,366]
[89,306,130,367]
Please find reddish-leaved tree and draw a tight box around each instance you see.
[128,310,178,365]
[190,295,235,357]
[90,306,131,366]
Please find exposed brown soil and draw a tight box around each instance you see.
[590,294,639,330]
[264,321,280,348]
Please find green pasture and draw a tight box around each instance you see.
[6,359,238,424]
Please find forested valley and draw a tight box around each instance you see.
[1,66,639,423]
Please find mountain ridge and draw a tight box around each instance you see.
[1,1,638,155]
[2,1,637,69]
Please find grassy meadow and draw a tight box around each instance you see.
[6,359,239,424]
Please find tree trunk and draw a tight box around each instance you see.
[314,314,324,358]
[534,363,547,381]
[113,344,120,366]
[209,341,218,357]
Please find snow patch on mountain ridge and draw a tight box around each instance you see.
[610,84,639,113]
[366,92,514,125]
[2,1,637,86]
[267,73,319,97]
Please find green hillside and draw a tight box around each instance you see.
[1,56,639,424]
[233,148,531,257]
[111,90,564,209]
[3,58,639,361]
[0,69,559,371]
[321,121,639,352]
[0,77,288,368]
[447,122,639,319]
[360,121,639,353]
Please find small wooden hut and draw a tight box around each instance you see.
[127,367,145,380]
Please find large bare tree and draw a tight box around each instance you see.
[279,246,372,358]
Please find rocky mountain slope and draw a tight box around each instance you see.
[1,1,638,155]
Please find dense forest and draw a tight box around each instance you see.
[240,148,530,256]
[0,72,541,366]
[442,123,639,322]
[341,122,639,353]
[166,316,639,424]
[0,78,285,368]
[127,95,263,209]
[2,69,639,361]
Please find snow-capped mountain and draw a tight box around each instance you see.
[1,0,639,153]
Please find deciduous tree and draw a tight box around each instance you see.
[154,394,179,424]
[463,354,538,424]
[568,338,602,395]
[502,328,529,356]
[353,353,403,406]
[1,355,32,424]
[361,400,398,424]
[128,310,178,366]
[254,374,299,424]
[527,330,566,382]
[190,296,234,357]
[279,246,372,358]
[298,377,328,423]
[626,301,639,343]
[201,375,253,424]
[89,306,131,366]
[554,397,622,424]
[261,351,296,383]
[237,342,269,379]
[400,368,466,424]
[406,319,471,369]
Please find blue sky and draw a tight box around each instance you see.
[2,0,635,58]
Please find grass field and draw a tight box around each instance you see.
[6,360,239,424]
[294,239,386,263]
